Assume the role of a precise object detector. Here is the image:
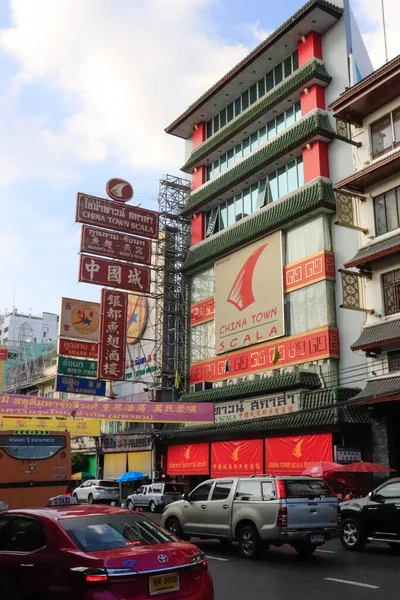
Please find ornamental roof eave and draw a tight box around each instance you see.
[344,233,400,269]
[183,178,335,273]
[182,60,331,173]
[351,318,400,351]
[182,110,335,217]
[328,54,400,125]
[165,1,343,139]
[335,149,400,193]
[351,375,400,404]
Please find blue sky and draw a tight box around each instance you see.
[0,0,396,317]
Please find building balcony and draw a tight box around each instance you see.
[335,148,400,194]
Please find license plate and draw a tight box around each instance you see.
[149,573,180,596]
[310,535,325,544]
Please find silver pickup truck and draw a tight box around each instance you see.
[161,475,339,558]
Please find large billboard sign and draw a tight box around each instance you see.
[59,297,100,342]
[76,193,159,239]
[80,225,152,265]
[214,232,284,354]
[79,254,151,294]
[97,289,128,381]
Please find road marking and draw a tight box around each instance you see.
[316,549,336,554]
[205,555,230,562]
[325,578,380,589]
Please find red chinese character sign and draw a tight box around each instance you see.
[265,434,333,475]
[80,225,152,265]
[211,440,263,477]
[98,289,128,381]
[79,254,150,294]
[167,443,209,475]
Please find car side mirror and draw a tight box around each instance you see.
[370,491,384,503]
[368,491,375,500]
[182,492,189,501]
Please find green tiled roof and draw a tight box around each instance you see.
[182,111,335,217]
[183,179,335,273]
[182,60,331,172]
[180,372,321,404]
[161,387,368,442]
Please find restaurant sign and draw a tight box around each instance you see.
[80,225,152,265]
[57,356,98,378]
[55,375,106,397]
[79,254,151,294]
[58,339,98,360]
[215,392,299,424]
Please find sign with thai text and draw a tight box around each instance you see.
[167,443,209,475]
[58,339,98,360]
[215,392,299,424]
[0,393,215,423]
[101,434,152,452]
[57,356,98,378]
[79,254,151,294]
[80,225,152,265]
[0,417,100,436]
[214,232,284,354]
[98,289,128,381]
[266,433,333,475]
[76,193,159,239]
[55,375,106,397]
[59,297,100,342]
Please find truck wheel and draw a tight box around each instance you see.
[149,501,157,513]
[341,517,365,551]
[88,494,94,505]
[165,517,189,541]
[293,543,317,556]
[238,525,261,559]
[127,499,134,510]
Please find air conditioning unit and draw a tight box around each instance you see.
[226,378,239,386]
[193,381,213,392]
[213,381,224,389]
[281,366,295,375]
[241,374,255,383]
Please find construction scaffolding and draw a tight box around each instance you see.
[154,174,191,401]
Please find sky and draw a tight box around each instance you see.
[0,0,398,317]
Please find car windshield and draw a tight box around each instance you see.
[60,514,176,552]
[285,480,334,499]
[98,481,118,488]
[164,484,184,493]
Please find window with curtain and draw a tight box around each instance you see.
[285,281,336,335]
[285,216,332,264]
[190,320,215,362]
[191,268,214,303]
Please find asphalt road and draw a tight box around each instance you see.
[149,512,400,600]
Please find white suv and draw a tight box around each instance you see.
[73,479,119,504]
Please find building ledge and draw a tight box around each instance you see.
[344,233,400,269]
[182,60,331,173]
[183,110,334,217]
[352,375,400,404]
[335,149,400,193]
[183,179,335,273]
[351,318,400,351]
[180,371,321,404]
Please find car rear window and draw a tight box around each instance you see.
[285,479,334,499]
[164,484,184,493]
[99,481,118,488]
[60,514,176,552]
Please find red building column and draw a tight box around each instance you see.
[192,166,206,190]
[300,84,326,115]
[298,32,322,65]
[302,140,330,182]
[191,213,205,246]
[193,122,205,150]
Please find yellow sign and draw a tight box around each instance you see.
[0,417,101,436]
[214,231,284,354]
[59,297,100,341]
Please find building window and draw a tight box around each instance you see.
[191,268,214,303]
[206,50,299,139]
[371,108,400,158]
[3,327,8,333]
[374,185,400,236]
[204,158,304,238]
[206,103,301,181]
[190,320,215,363]
[285,281,336,335]
[382,268,400,316]
[286,215,332,264]
[388,350,400,373]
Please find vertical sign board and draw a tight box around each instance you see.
[97,289,128,381]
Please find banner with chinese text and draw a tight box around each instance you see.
[58,339,99,359]
[211,439,263,477]
[79,254,150,294]
[0,417,100,436]
[265,433,332,475]
[167,443,209,475]
[98,289,128,380]
[0,393,215,423]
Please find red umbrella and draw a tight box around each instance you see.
[335,461,396,473]
[301,461,343,478]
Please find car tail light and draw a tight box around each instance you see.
[277,507,287,528]
[95,487,101,490]
[190,553,208,572]
[276,480,286,499]
[71,567,108,583]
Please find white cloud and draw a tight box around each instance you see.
[245,21,272,45]
[353,0,400,68]
[0,0,249,181]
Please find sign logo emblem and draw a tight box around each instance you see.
[183,445,192,460]
[293,440,304,459]
[227,244,268,311]
[231,446,241,462]
[71,305,99,336]
[106,178,134,202]
[127,295,148,345]
[157,554,168,564]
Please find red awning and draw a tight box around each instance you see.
[266,433,332,475]
[211,440,263,478]
[167,443,209,475]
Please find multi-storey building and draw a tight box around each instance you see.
[0,309,58,348]
[329,54,400,474]
[161,0,375,486]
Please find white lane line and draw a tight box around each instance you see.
[205,555,230,562]
[325,578,380,589]
[316,549,336,554]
